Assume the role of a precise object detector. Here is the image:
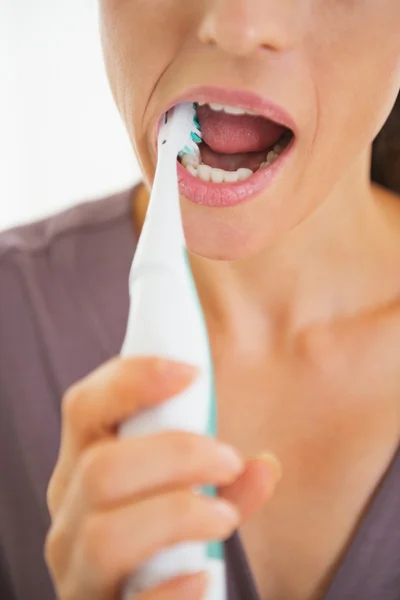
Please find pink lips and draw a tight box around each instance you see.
[154,86,297,208]
[177,141,294,207]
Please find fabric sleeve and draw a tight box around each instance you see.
[0,550,16,600]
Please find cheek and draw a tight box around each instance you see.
[98,0,185,153]
[292,2,400,209]
[311,3,400,154]
[98,2,153,128]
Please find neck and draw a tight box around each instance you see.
[133,150,400,348]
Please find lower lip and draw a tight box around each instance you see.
[177,141,295,208]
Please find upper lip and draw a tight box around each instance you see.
[153,85,297,149]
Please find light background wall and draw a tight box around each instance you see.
[0,0,141,231]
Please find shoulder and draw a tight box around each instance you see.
[0,188,137,599]
[0,187,133,267]
[0,187,134,317]
[0,186,135,387]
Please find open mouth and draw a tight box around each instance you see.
[178,102,295,184]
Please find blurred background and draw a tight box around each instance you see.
[0,0,141,231]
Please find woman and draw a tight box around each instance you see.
[1,1,400,599]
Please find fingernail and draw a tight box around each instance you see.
[217,443,244,474]
[210,498,240,524]
[177,572,208,596]
[256,452,283,482]
[154,359,200,380]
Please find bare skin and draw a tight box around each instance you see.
[133,183,400,600]
[46,1,400,599]
[45,355,281,600]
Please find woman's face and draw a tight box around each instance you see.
[98,0,400,259]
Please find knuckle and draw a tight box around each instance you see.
[80,515,115,581]
[62,383,85,428]
[168,432,202,466]
[171,491,199,526]
[109,357,132,391]
[46,464,67,518]
[78,446,112,506]
[113,356,166,397]
[44,523,63,570]
[46,474,58,517]
[106,361,137,408]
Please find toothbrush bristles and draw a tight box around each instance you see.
[177,103,202,158]
[191,132,202,144]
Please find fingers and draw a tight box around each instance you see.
[49,431,244,561]
[48,357,198,516]
[64,491,239,595]
[220,453,282,522]
[45,350,284,600]
[51,429,243,530]
[63,357,198,451]
[74,432,244,509]
[135,573,208,600]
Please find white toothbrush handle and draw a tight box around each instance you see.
[118,114,226,599]
[118,266,226,599]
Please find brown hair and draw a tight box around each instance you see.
[371,93,400,193]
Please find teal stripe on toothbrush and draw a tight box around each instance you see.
[191,132,202,143]
[183,249,223,562]
[205,381,224,560]
[178,145,194,156]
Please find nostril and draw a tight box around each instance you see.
[198,14,217,48]
[198,1,304,57]
[198,11,274,57]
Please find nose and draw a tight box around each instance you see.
[198,0,308,56]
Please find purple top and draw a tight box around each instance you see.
[0,188,399,600]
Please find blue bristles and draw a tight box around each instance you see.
[191,131,202,144]
[178,103,202,157]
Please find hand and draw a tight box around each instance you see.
[45,357,281,600]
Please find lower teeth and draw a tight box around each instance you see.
[186,164,253,183]
[180,134,291,183]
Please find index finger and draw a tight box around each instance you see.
[62,356,198,455]
[48,356,197,514]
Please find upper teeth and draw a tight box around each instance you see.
[197,102,258,117]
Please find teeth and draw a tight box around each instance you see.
[237,168,253,181]
[181,153,199,168]
[224,171,240,183]
[223,106,249,116]
[258,141,287,171]
[210,168,225,183]
[182,161,254,183]
[266,150,279,165]
[208,103,224,112]
[187,165,198,176]
[197,164,212,182]
[273,142,284,154]
[201,102,257,117]
[179,128,293,180]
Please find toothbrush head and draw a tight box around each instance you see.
[158,102,202,160]
[178,103,202,158]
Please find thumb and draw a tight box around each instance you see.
[219,453,282,523]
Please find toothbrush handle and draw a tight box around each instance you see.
[119,268,226,599]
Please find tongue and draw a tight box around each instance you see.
[197,104,286,154]
[199,144,268,172]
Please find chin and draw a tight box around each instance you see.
[181,193,299,261]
